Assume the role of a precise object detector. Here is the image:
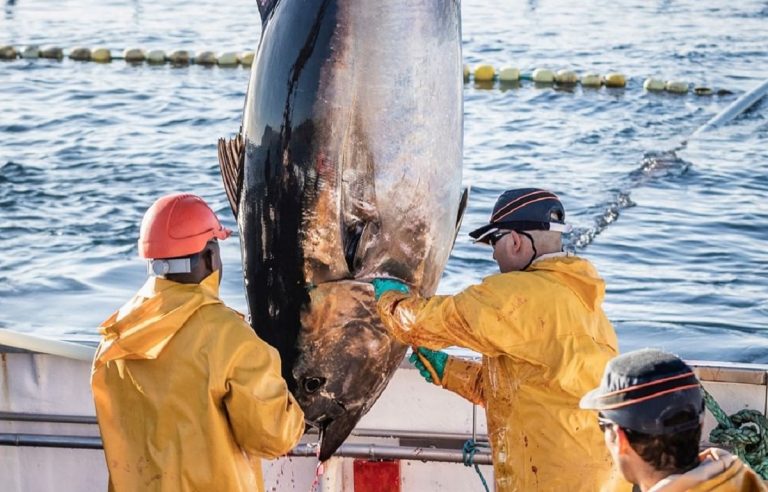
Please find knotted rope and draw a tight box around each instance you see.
[703,387,768,479]
[462,439,490,492]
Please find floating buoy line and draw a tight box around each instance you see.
[0,45,733,96]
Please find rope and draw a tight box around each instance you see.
[462,439,490,492]
[703,387,768,479]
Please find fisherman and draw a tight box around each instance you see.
[371,188,628,491]
[581,348,768,492]
[91,193,305,492]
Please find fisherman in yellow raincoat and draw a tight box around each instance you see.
[581,348,768,492]
[371,188,629,491]
[91,193,305,492]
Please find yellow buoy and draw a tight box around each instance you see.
[168,50,191,64]
[474,64,496,82]
[498,67,520,82]
[91,48,112,63]
[68,47,91,61]
[581,73,602,87]
[196,51,217,65]
[694,86,713,96]
[40,46,64,60]
[603,72,626,88]
[555,69,579,84]
[532,68,555,83]
[123,48,145,63]
[21,45,40,59]
[238,51,255,66]
[146,50,166,64]
[643,78,665,91]
[217,52,239,66]
[0,45,17,59]
[666,80,688,94]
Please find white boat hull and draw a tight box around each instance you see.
[1,335,765,491]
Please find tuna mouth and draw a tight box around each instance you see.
[303,396,358,462]
[316,407,365,462]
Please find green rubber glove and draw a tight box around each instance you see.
[408,347,449,384]
[371,278,409,301]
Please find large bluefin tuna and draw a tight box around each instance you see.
[218,0,464,459]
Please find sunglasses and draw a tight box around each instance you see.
[487,230,512,246]
[597,414,615,433]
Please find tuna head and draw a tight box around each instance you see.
[218,0,463,460]
[294,281,406,460]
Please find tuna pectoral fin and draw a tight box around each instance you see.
[453,186,470,246]
[217,134,244,218]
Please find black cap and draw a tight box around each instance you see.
[580,349,704,435]
[469,188,571,244]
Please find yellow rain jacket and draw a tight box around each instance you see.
[91,271,305,492]
[378,254,629,491]
[649,448,767,492]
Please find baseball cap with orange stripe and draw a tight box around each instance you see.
[580,349,704,435]
[469,188,572,244]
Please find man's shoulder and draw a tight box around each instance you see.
[195,303,255,338]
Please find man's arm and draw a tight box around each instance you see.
[441,357,484,406]
[376,277,522,357]
[217,326,305,458]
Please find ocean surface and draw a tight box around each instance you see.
[1,0,766,362]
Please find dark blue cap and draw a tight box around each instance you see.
[469,188,570,243]
[580,349,704,435]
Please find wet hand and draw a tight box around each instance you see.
[408,347,448,385]
[371,278,409,301]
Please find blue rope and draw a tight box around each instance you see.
[462,439,490,492]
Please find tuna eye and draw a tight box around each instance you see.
[303,377,326,394]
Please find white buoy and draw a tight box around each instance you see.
[91,48,112,63]
[532,68,555,83]
[123,48,146,62]
[603,73,626,88]
[68,47,91,61]
[21,45,40,59]
[238,51,255,66]
[146,50,166,64]
[643,78,665,91]
[581,73,601,87]
[40,46,64,60]
[666,80,689,94]
[217,52,239,66]
[196,51,217,65]
[168,50,191,64]
[694,86,713,96]
[498,67,520,82]
[0,45,17,59]
[555,69,579,84]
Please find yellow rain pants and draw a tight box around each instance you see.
[378,254,630,491]
[91,271,304,492]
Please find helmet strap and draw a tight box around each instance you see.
[518,231,537,270]
[147,258,192,277]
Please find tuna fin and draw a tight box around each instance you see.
[453,186,470,246]
[256,0,279,24]
[217,134,244,218]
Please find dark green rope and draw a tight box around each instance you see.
[462,439,490,492]
[703,387,768,479]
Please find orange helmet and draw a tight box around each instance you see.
[138,193,232,260]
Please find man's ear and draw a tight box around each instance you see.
[203,246,215,272]
[616,427,632,456]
